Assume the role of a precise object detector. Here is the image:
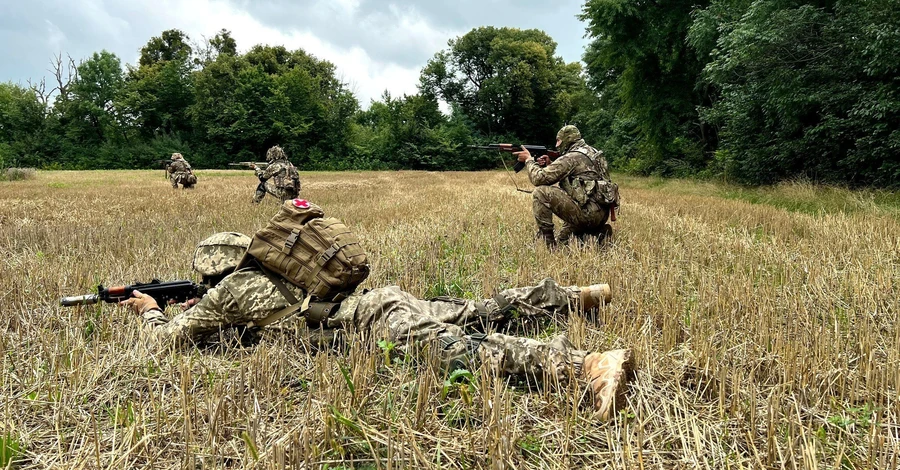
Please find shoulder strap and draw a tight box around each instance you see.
[248,295,310,328]
[567,149,604,181]
[247,262,311,328]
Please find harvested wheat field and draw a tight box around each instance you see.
[0,170,898,469]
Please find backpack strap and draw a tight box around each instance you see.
[303,240,352,295]
[247,262,311,328]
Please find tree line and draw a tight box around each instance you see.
[1,0,897,187]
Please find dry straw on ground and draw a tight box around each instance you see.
[0,170,897,469]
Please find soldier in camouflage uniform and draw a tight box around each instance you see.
[252,146,301,203]
[122,232,633,419]
[515,125,614,248]
[167,153,197,189]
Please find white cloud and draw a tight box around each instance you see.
[127,0,432,105]
[44,20,66,51]
[2,0,589,107]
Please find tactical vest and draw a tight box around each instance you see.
[565,152,619,209]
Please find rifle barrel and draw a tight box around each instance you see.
[59,294,100,307]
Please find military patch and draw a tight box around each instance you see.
[292,199,310,208]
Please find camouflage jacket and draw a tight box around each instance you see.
[168,159,193,174]
[142,268,360,346]
[256,159,299,190]
[525,140,610,206]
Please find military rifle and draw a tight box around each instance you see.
[228,162,268,170]
[469,144,560,173]
[60,279,206,307]
[154,159,171,179]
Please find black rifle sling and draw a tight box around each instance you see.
[248,262,310,328]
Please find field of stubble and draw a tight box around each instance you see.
[0,170,897,469]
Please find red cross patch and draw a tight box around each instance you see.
[292,199,310,208]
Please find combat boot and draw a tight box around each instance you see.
[583,349,634,420]
[537,229,557,249]
[579,283,612,309]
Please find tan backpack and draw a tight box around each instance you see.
[238,199,369,302]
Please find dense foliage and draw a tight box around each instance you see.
[580,0,899,186]
[1,7,898,186]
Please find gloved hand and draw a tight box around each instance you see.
[119,290,161,315]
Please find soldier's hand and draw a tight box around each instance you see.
[119,290,161,315]
[249,164,257,170]
[180,298,200,310]
[514,148,532,162]
[537,155,551,166]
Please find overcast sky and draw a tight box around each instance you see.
[0,0,592,106]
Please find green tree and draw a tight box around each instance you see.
[0,82,46,167]
[120,29,194,139]
[580,0,713,175]
[190,44,358,168]
[354,92,465,169]
[420,27,586,144]
[61,51,125,145]
[695,0,900,186]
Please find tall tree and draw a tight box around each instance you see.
[120,29,195,138]
[59,51,125,145]
[420,27,586,144]
[0,82,46,167]
[580,0,713,175]
[694,0,900,186]
[190,43,358,167]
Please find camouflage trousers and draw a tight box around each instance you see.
[337,278,590,383]
[171,172,196,189]
[253,181,299,203]
[532,186,608,244]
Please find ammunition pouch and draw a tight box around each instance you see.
[440,333,488,371]
[306,301,341,326]
[475,294,515,320]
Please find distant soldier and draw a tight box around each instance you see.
[515,125,618,248]
[252,146,300,203]
[167,153,197,189]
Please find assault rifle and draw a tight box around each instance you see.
[154,159,171,179]
[228,162,268,170]
[469,144,560,172]
[60,279,206,307]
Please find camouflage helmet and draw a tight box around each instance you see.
[171,152,184,160]
[266,145,286,162]
[556,125,582,152]
[192,232,251,277]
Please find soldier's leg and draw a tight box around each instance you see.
[171,175,179,189]
[354,286,631,415]
[276,187,295,203]
[252,184,266,203]
[532,186,559,246]
[252,182,278,203]
[355,287,587,378]
[558,222,575,245]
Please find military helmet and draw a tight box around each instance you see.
[556,125,582,152]
[171,152,184,160]
[266,145,286,162]
[192,232,251,277]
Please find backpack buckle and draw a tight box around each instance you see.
[318,243,340,265]
[284,229,300,253]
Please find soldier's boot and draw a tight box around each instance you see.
[599,224,614,243]
[583,349,634,420]
[580,284,612,310]
[537,229,557,249]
